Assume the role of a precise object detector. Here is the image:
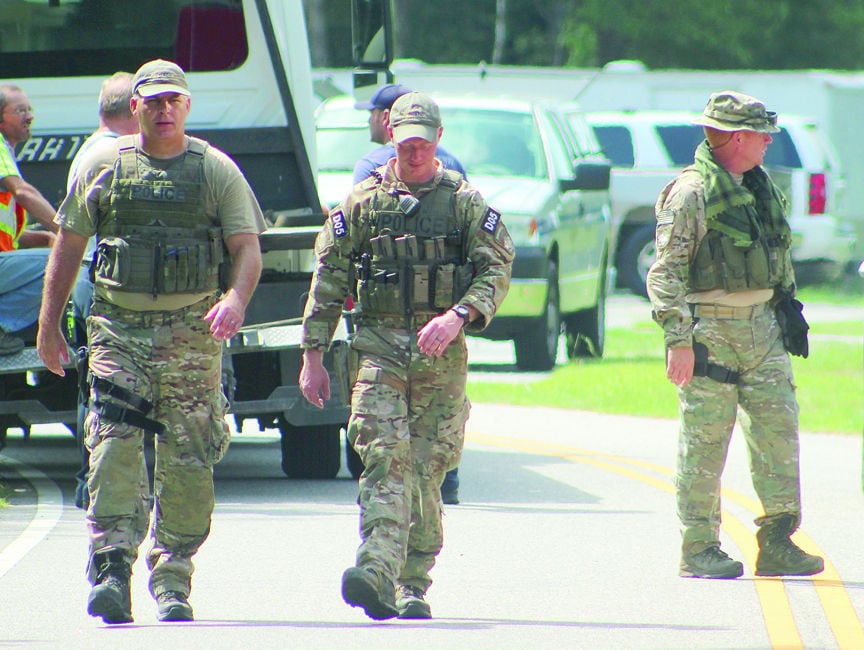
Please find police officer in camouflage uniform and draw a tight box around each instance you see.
[38,60,265,623]
[300,92,513,619]
[646,91,823,580]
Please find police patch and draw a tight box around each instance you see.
[331,209,348,239]
[481,207,501,234]
[656,208,675,225]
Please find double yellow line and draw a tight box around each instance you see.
[468,431,864,650]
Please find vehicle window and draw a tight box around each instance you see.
[559,111,601,158]
[763,128,802,169]
[316,128,375,172]
[591,125,635,168]
[0,0,248,77]
[656,125,704,166]
[542,112,581,178]
[439,108,546,178]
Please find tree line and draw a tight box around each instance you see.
[303,0,864,70]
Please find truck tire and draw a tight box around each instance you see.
[514,261,560,371]
[565,267,607,359]
[618,224,656,297]
[345,432,364,479]
[278,418,341,479]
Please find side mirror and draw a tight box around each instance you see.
[560,161,611,192]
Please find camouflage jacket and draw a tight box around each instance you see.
[646,161,795,349]
[301,160,514,350]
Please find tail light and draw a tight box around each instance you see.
[808,173,826,214]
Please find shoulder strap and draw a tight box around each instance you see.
[116,134,139,180]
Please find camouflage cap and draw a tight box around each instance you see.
[692,90,779,133]
[133,59,190,98]
[389,91,441,143]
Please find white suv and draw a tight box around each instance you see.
[564,109,856,295]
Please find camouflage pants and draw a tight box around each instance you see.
[676,307,801,555]
[347,325,469,593]
[84,295,230,597]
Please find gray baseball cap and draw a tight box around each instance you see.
[133,59,190,98]
[692,90,779,133]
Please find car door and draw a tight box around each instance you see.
[541,108,610,313]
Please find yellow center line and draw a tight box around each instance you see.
[468,430,863,650]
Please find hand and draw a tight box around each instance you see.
[36,325,70,377]
[203,292,246,341]
[300,349,330,408]
[417,310,463,357]
[666,346,695,387]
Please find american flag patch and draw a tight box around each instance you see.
[656,209,674,225]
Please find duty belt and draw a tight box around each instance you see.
[692,302,767,320]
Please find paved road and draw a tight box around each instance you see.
[1,406,862,649]
[0,292,861,649]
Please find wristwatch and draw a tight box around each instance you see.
[451,305,471,327]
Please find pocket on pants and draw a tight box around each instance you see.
[206,389,231,465]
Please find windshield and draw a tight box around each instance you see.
[0,0,248,77]
[438,107,547,179]
[316,128,375,172]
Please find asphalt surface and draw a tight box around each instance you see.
[0,291,861,649]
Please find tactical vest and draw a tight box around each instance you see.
[355,170,473,318]
[94,135,224,297]
[688,170,792,292]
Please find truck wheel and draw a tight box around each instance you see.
[565,267,607,359]
[278,418,341,479]
[514,261,560,371]
[618,224,655,297]
[345,431,364,479]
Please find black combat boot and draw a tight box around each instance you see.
[680,545,744,579]
[156,590,194,622]
[396,584,432,619]
[756,514,824,577]
[87,549,133,623]
[341,566,398,620]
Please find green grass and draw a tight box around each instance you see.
[468,318,863,435]
[798,274,864,305]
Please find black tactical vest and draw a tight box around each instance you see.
[94,135,224,297]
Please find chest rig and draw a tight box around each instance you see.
[94,135,224,297]
[688,169,792,293]
[354,170,473,319]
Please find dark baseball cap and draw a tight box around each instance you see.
[133,59,190,98]
[354,84,411,111]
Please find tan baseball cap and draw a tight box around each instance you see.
[692,90,779,133]
[133,59,190,98]
[389,91,441,143]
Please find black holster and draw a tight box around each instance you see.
[692,341,740,384]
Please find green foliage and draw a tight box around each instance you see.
[304,0,864,70]
[468,320,863,435]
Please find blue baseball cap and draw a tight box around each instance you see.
[354,84,412,111]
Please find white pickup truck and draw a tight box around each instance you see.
[564,109,856,296]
